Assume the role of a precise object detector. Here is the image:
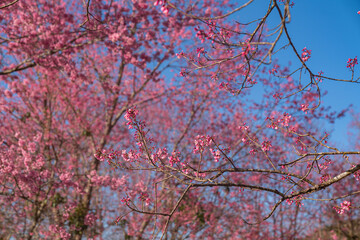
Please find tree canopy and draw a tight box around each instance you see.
[0,0,359,239]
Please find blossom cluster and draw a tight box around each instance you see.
[193,135,213,153]
[48,225,71,240]
[319,158,332,170]
[196,47,206,58]
[319,174,331,183]
[168,151,180,166]
[154,0,169,15]
[261,140,272,152]
[346,56,358,69]
[286,194,304,207]
[266,112,292,129]
[300,104,309,113]
[334,201,351,215]
[124,107,139,129]
[301,47,311,62]
[210,148,221,162]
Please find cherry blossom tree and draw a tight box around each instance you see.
[0,0,359,239]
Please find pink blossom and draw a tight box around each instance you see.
[286,194,304,207]
[169,151,180,166]
[346,56,358,69]
[28,142,38,153]
[176,51,185,59]
[334,201,351,214]
[301,47,312,62]
[109,33,121,42]
[124,108,138,129]
[59,172,73,182]
[210,148,221,162]
[48,225,71,240]
[138,192,150,205]
[180,162,189,174]
[154,0,169,14]
[193,135,213,153]
[269,64,279,75]
[240,123,249,132]
[319,174,330,183]
[249,149,257,155]
[341,201,351,211]
[4,90,12,98]
[300,104,308,113]
[194,172,206,178]
[152,148,168,163]
[154,0,164,6]
[195,27,206,42]
[196,47,206,57]
[121,197,130,204]
[84,213,97,226]
[179,69,187,77]
[161,5,169,15]
[261,140,272,152]
[319,158,332,170]
[281,113,292,127]
[272,92,282,100]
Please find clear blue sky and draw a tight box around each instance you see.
[234,0,360,147]
[284,0,360,147]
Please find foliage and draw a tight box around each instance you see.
[0,0,359,239]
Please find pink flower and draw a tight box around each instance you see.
[154,0,164,6]
[179,69,187,77]
[334,201,351,214]
[193,135,212,153]
[180,162,189,174]
[28,142,38,153]
[161,5,169,15]
[354,169,360,181]
[59,172,73,182]
[319,174,330,183]
[261,140,272,152]
[4,90,12,98]
[121,197,130,204]
[194,172,206,178]
[154,0,169,14]
[84,213,97,226]
[196,47,206,57]
[210,148,221,162]
[121,149,138,162]
[319,158,332,170]
[195,27,206,42]
[249,149,257,155]
[219,82,229,90]
[341,201,351,211]
[273,92,282,100]
[176,51,185,59]
[346,56,358,69]
[109,33,121,42]
[138,192,150,205]
[124,108,138,129]
[281,113,292,127]
[300,104,308,113]
[301,47,312,62]
[168,151,180,166]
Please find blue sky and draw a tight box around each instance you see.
[285,0,360,147]
[234,0,360,147]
